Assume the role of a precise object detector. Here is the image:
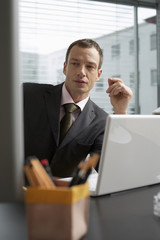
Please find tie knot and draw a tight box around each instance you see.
[64,103,79,113]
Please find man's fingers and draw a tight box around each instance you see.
[106,81,124,94]
[109,86,123,97]
[107,84,132,98]
[107,86,124,97]
[108,78,123,86]
[106,77,133,100]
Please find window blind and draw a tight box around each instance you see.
[20,0,134,53]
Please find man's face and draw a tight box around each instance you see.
[63,45,102,102]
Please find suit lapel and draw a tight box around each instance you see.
[44,85,96,148]
[44,84,63,146]
[59,99,96,148]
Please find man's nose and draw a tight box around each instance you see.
[77,67,85,78]
[77,65,86,77]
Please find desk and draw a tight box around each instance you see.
[85,184,160,240]
[0,203,27,240]
[0,184,160,240]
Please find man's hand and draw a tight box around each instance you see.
[106,78,133,114]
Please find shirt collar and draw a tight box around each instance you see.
[61,83,89,111]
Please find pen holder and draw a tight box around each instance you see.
[25,181,90,240]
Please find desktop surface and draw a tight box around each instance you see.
[0,203,27,240]
[85,184,160,240]
[0,184,160,240]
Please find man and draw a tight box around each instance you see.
[23,39,132,177]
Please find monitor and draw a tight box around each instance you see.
[0,0,24,201]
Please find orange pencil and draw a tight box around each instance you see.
[24,156,56,189]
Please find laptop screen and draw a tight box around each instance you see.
[94,114,160,196]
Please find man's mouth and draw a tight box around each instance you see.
[74,80,87,84]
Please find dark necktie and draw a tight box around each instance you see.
[60,103,79,143]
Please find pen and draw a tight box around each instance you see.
[41,159,54,183]
[68,153,99,187]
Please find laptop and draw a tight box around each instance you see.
[89,114,160,196]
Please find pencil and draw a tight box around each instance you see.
[25,156,56,189]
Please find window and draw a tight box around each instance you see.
[138,7,157,114]
[151,69,157,85]
[150,34,157,50]
[129,72,135,88]
[95,78,104,92]
[112,75,121,79]
[129,40,134,55]
[57,69,65,84]
[111,44,120,57]
[19,0,157,114]
[21,53,39,81]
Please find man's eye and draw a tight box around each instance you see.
[71,62,78,66]
[87,65,94,69]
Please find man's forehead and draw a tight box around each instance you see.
[68,46,100,62]
[70,45,98,54]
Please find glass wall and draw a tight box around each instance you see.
[138,7,157,114]
[19,0,157,114]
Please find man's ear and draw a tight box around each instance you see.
[96,69,102,82]
[63,62,66,75]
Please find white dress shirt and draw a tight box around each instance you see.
[60,83,89,122]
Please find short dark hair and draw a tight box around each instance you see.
[65,39,103,69]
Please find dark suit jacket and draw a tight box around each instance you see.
[23,82,108,177]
